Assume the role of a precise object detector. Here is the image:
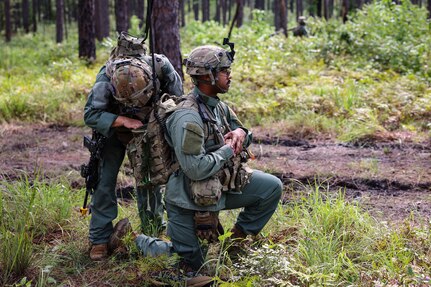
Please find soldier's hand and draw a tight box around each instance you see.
[112,116,144,130]
[224,128,246,155]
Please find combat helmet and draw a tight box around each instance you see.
[298,16,306,25]
[109,60,156,109]
[183,45,233,85]
[111,31,147,58]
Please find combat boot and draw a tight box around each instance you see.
[108,218,132,252]
[226,224,249,259]
[230,224,247,240]
[89,243,109,261]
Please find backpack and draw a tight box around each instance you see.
[105,32,178,187]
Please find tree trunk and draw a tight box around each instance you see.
[179,0,185,26]
[236,0,243,27]
[78,0,96,60]
[32,0,37,32]
[137,0,144,27]
[220,0,227,25]
[94,0,109,40]
[296,0,303,18]
[5,0,12,41]
[56,0,64,42]
[13,2,21,32]
[201,0,209,22]
[228,0,232,21]
[115,0,128,33]
[274,0,287,36]
[22,0,30,33]
[37,0,42,21]
[316,0,322,17]
[128,0,134,20]
[341,0,349,22]
[255,0,264,9]
[323,0,329,20]
[328,0,333,18]
[46,0,52,21]
[214,0,220,22]
[94,0,101,40]
[428,0,431,19]
[193,0,198,20]
[63,0,68,38]
[152,0,183,79]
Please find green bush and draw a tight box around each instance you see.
[314,0,431,75]
[0,176,81,285]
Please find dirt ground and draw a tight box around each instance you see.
[0,123,430,224]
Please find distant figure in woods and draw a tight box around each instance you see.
[293,16,308,37]
[83,32,183,261]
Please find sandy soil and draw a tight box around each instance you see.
[0,123,430,224]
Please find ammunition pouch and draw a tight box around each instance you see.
[220,153,253,193]
[194,211,224,243]
[146,94,179,186]
[126,127,150,187]
[190,175,223,206]
[189,152,253,206]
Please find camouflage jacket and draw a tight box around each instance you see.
[84,54,183,138]
[164,87,252,211]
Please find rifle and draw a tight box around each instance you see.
[80,130,106,216]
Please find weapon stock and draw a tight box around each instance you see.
[80,130,106,216]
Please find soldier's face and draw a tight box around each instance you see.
[215,68,232,93]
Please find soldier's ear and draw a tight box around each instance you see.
[196,74,211,82]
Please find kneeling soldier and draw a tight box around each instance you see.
[134,44,283,273]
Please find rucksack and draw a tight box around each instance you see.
[104,32,179,187]
[127,93,180,187]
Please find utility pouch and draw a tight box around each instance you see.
[190,175,223,206]
[235,163,253,192]
[223,156,253,193]
[127,128,150,187]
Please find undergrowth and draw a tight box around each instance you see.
[1,0,430,142]
[2,178,431,286]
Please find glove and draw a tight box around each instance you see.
[194,211,224,243]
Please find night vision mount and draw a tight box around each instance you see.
[223,38,235,62]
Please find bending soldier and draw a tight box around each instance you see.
[83,33,183,261]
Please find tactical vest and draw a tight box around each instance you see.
[176,94,253,206]
[127,93,180,187]
[127,92,252,203]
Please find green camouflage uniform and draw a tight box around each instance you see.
[84,54,182,245]
[135,87,283,270]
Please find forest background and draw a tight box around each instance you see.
[1,0,431,286]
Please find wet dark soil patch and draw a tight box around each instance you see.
[1,123,430,223]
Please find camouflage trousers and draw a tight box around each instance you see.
[89,134,164,244]
[134,170,282,271]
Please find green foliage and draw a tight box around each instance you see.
[232,185,431,286]
[0,175,81,285]
[314,0,431,75]
[1,1,430,141]
[0,27,110,125]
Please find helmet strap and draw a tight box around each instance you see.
[193,71,227,93]
[214,72,228,93]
